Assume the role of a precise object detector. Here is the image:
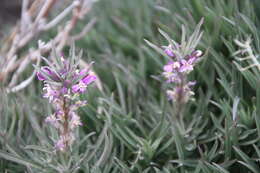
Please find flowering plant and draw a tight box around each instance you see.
[35,46,96,151]
[144,19,204,167]
[145,19,203,124]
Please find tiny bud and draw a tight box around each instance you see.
[164,48,175,58]
[193,50,203,57]
[36,72,46,81]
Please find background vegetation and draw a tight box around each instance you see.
[1,0,260,172]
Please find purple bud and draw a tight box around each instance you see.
[82,74,96,85]
[36,72,46,81]
[42,66,52,75]
[36,66,52,81]
[164,48,175,57]
[41,67,60,81]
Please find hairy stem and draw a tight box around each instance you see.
[63,96,69,150]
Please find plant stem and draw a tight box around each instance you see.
[63,96,69,150]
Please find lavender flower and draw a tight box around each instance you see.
[162,49,202,103]
[35,47,96,151]
[145,19,203,105]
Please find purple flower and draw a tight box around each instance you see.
[179,59,194,73]
[72,81,87,93]
[148,23,203,105]
[43,84,59,102]
[163,61,174,72]
[161,49,202,103]
[164,61,181,72]
[72,73,96,93]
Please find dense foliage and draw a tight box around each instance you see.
[1,0,260,172]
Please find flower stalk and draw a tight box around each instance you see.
[154,20,204,172]
[35,47,96,151]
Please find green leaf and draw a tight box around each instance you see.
[0,150,43,170]
[233,146,260,173]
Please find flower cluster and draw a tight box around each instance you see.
[36,52,96,151]
[162,44,203,103]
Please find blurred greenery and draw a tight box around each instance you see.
[1,0,260,172]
